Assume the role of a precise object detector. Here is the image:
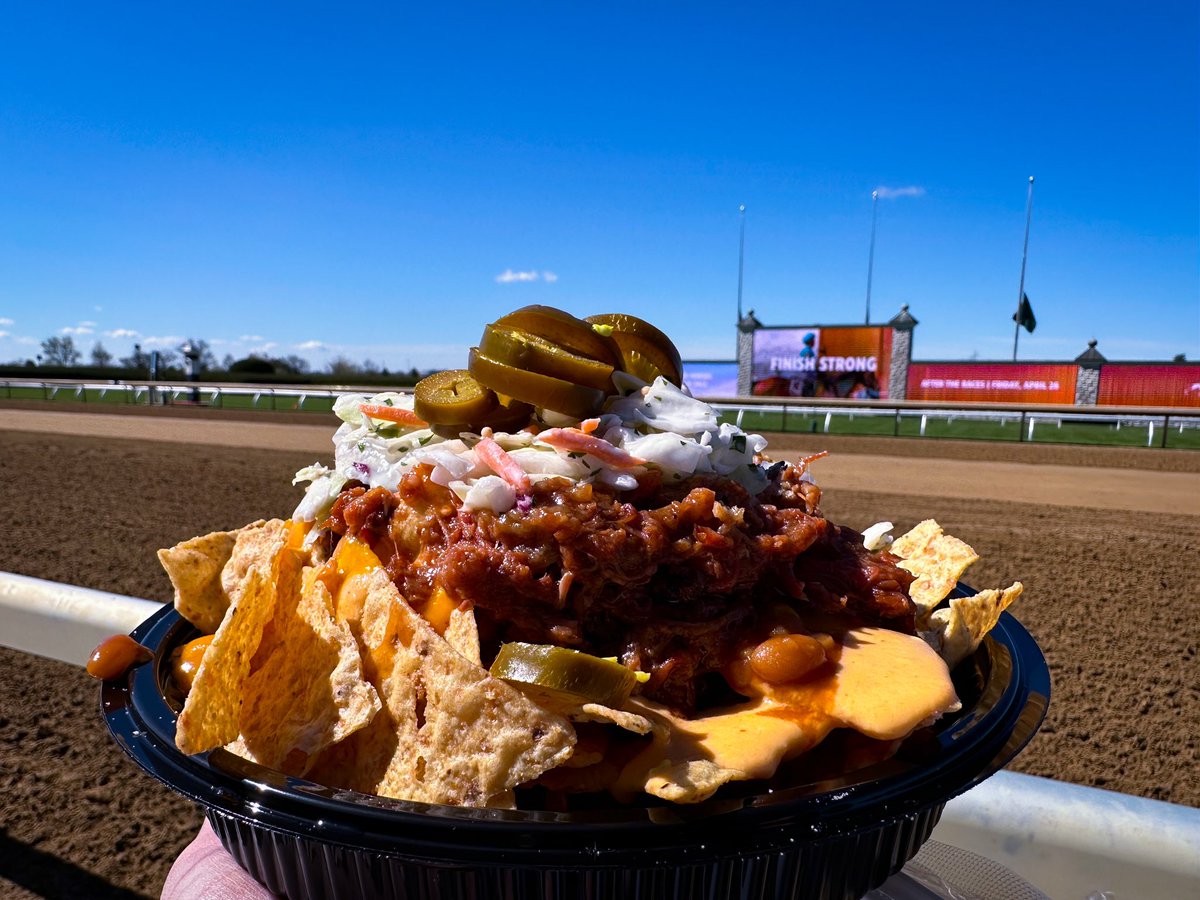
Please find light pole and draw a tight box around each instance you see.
[736,204,746,323]
[865,190,879,325]
[1013,176,1035,361]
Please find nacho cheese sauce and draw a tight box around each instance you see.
[616,626,956,801]
[172,635,213,692]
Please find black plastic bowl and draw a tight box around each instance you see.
[101,587,1049,900]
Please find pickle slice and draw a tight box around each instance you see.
[468,347,605,418]
[480,325,616,393]
[490,642,638,709]
[494,305,622,368]
[430,397,535,437]
[414,369,499,425]
[585,313,683,386]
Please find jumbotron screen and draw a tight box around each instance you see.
[681,361,740,398]
[906,363,1077,404]
[750,326,892,398]
[1097,364,1200,408]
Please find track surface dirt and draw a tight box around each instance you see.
[0,415,1197,899]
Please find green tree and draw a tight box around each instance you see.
[90,341,114,367]
[326,355,362,377]
[179,338,217,372]
[118,344,177,372]
[41,335,81,366]
[229,356,276,374]
[275,354,311,375]
[119,344,152,370]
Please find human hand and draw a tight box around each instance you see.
[161,821,276,899]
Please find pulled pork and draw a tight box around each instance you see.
[325,463,915,713]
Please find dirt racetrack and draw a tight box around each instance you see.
[0,410,1197,899]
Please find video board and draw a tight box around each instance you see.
[1097,365,1200,408]
[906,363,1077,404]
[681,361,739,398]
[750,327,892,399]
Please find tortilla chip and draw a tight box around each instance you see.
[444,606,481,665]
[648,759,744,803]
[313,569,575,807]
[925,582,1023,668]
[176,565,279,754]
[221,520,288,604]
[575,703,654,735]
[890,520,980,623]
[888,519,941,558]
[158,530,238,633]
[226,565,381,776]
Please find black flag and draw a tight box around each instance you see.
[1013,293,1036,333]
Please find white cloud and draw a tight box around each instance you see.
[239,334,265,342]
[495,269,540,284]
[0,318,13,326]
[875,186,925,200]
[15,336,36,345]
[61,326,94,335]
[250,342,278,354]
[143,335,184,347]
[0,331,8,339]
[542,271,559,283]
[106,328,139,338]
[296,340,325,351]
[79,320,98,328]
[94,305,103,312]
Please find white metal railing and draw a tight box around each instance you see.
[4,378,1200,448]
[710,400,1200,448]
[0,378,362,412]
[0,571,162,666]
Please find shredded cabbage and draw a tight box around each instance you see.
[862,521,894,552]
[296,376,789,517]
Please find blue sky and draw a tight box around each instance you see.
[1,2,1196,372]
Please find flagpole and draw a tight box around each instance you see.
[865,189,878,324]
[736,204,746,324]
[1013,176,1034,360]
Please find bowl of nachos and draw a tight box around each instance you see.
[100,306,1049,900]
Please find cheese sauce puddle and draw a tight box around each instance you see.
[615,627,958,801]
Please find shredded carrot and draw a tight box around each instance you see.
[475,435,532,493]
[537,428,646,468]
[579,417,601,434]
[359,403,427,427]
[796,450,830,473]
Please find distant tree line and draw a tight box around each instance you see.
[0,335,422,386]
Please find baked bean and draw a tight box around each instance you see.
[749,633,827,684]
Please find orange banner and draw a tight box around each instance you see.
[1097,365,1200,408]
[907,363,1077,404]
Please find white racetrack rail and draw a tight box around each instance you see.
[1,570,1196,899]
